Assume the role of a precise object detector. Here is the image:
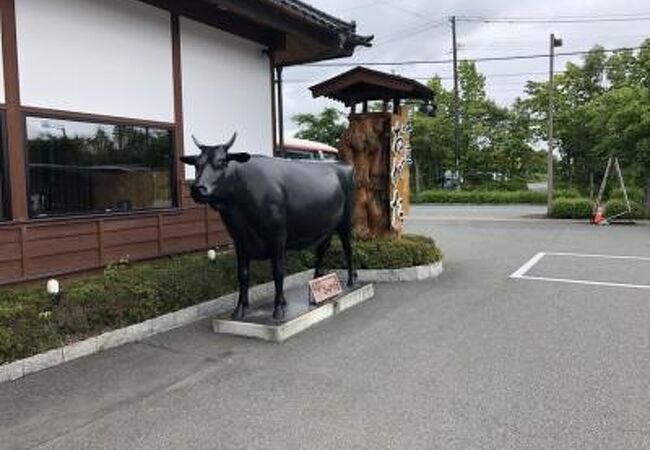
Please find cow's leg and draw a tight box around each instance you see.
[270,234,287,321]
[313,237,332,279]
[338,229,356,287]
[232,247,250,320]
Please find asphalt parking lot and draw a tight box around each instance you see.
[1,204,649,449]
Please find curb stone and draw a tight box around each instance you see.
[0,262,443,385]
[335,261,443,283]
[0,269,314,385]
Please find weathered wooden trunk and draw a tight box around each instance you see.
[339,108,412,239]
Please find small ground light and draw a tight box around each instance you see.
[46,278,61,305]
[207,249,217,262]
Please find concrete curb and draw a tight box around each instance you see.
[335,261,444,283]
[213,284,375,342]
[0,261,444,385]
[0,269,315,385]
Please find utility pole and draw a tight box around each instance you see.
[451,15,461,189]
[547,33,562,214]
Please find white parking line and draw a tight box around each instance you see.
[510,252,546,278]
[545,252,650,261]
[509,251,650,290]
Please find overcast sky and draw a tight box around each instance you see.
[283,0,650,136]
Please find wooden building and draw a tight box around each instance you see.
[0,0,371,285]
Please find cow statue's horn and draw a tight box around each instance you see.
[224,132,237,151]
[191,135,202,148]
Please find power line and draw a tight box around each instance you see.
[283,70,564,84]
[305,45,645,67]
[374,0,442,25]
[457,12,650,19]
[373,20,447,47]
[457,15,650,24]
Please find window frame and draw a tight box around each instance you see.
[0,110,9,221]
[23,109,179,220]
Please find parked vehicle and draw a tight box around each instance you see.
[281,138,338,160]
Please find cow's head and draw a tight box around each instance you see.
[180,132,250,203]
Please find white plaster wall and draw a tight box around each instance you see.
[15,0,173,122]
[180,17,273,177]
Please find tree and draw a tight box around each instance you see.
[411,62,539,189]
[292,107,347,148]
[519,41,650,201]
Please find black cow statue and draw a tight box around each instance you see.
[181,133,356,320]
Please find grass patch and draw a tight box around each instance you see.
[0,234,441,364]
[416,189,546,204]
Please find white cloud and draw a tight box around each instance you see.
[283,0,650,135]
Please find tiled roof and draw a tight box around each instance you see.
[265,0,357,31]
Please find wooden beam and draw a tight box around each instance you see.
[1,0,28,221]
[171,13,185,208]
[139,0,285,50]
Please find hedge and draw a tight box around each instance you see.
[610,187,646,205]
[604,199,647,219]
[554,188,582,199]
[0,234,442,364]
[416,189,546,204]
[321,234,442,270]
[549,198,595,219]
[463,178,528,192]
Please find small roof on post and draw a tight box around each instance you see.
[309,67,434,106]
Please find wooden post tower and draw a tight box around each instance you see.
[310,67,434,239]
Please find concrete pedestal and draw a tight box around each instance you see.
[213,283,374,342]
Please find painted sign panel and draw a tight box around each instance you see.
[389,108,412,233]
[309,273,343,304]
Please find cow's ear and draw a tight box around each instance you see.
[180,155,197,165]
[227,152,250,163]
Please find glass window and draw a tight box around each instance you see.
[284,149,316,160]
[26,117,175,217]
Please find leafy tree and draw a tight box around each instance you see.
[411,62,541,189]
[292,107,347,148]
[519,40,650,202]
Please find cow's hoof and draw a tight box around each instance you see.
[231,308,246,320]
[272,305,285,321]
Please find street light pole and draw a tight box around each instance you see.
[451,15,461,189]
[547,33,562,215]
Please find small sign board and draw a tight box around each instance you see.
[308,273,343,304]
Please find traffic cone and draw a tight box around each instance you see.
[593,205,607,225]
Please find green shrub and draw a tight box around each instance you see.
[0,234,442,364]
[319,234,442,270]
[416,189,546,204]
[554,188,582,199]
[549,198,595,219]
[604,199,647,219]
[464,178,528,192]
[610,187,646,205]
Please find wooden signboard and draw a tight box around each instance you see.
[308,273,343,304]
[389,107,412,234]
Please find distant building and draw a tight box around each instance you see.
[0,0,370,284]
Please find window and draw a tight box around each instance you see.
[26,117,175,217]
